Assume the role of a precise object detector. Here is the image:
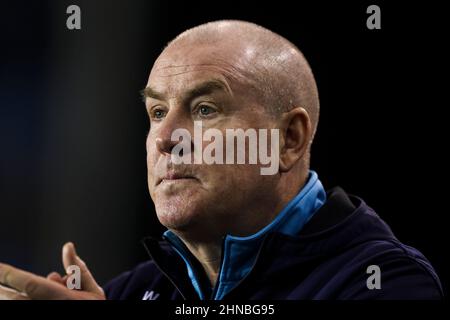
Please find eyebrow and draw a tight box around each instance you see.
[141,79,232,102]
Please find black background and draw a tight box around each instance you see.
[0,0,448,297]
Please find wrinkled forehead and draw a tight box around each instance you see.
[147,44,254,97]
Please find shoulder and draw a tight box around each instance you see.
[336,238,443,300]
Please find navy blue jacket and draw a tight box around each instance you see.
[103,187,443,300]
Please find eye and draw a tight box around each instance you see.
[150,108,167,120]
[197,104,217,117]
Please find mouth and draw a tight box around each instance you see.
[157,172,198,185]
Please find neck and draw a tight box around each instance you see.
[173,233,223,287]
[171,170,309,287]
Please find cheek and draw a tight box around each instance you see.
[205,164,262,195]
[146,133,157,163]
[146,130,153,154]
[146,135,159,189]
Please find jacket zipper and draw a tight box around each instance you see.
[210,235,227,300]
[142,238,187,300]
[219,233,270,299]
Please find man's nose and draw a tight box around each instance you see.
[155,111,192,156]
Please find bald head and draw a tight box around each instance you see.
[163,20,320,137]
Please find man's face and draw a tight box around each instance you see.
[145,44,278,236]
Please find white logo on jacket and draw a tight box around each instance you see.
[142,290,160,300]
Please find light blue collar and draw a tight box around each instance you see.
[164,170,326,300]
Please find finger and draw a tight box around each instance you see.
[62,242,77,271]
[46,272,65,286]
[0,263,65,299]
[47,272,62,281]
[62,242,103,295]
[0,285,30,300]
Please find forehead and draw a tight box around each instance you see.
[147,45,248,98]
[148,67,231,99]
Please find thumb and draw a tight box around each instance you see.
[62,242,104,295]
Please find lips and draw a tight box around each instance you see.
[157,171,198,185]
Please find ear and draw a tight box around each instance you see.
[278,107,312,172]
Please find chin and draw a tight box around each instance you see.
[155,202,198,231]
